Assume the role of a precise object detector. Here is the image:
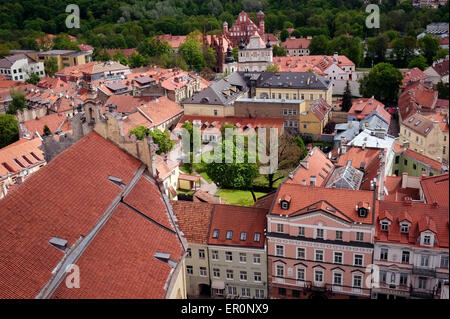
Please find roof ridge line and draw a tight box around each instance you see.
[35,164,146,299]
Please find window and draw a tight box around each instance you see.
[314,270,323,283]
[420,255,430,267]
[380,248,388,261]
[336,231,343,241]
[254,272,262,282]
[441,255,449,268]
[240,232,247,241]
[239,252,247,263]
[356,232,364,242]
[404,159,408,166]
[276,264,284,277]
[401,251,410,263]
[199,267,207,277]
[400,273,408,286]
[309,94,313,100]
[186,248,192,258]
[316,228,324,239]
[199,249,205,259]
[254,233,261,242]
[380,270,387,283]
[353,275,362,288]
[423,235,431,245]
[226,230,233,240]
[401,224,410,233]
[255,289,265,298]
[186,265,193,275]
[381,221,389,232]
[395,156,399,164]
[298,227,305,237]
[292,289,300,298]
[241,288,250,297]
[297,268,305,281]
[297,248,305,260]
[413,163,417,170]
[278,288,286,296]
[276,223,284,233]
[213,268,220,278]
[334,252,343,264]
[253,254,261,264]
[212,250,219,260]
[225,251,233,261]
[315,250,324,262]
[276,245,284,257]
[214,110,218,116]
[226,269,234,280]
[390,273,396,284]
[354,254,363,266]
[227,286,237,295]
[212,229,219,238]
[240,271,248,281]
[333,272,342,286]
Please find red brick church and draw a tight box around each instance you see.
[223,10,265,47]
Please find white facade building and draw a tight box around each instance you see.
[0,54,45,81]
[238,34,273,72]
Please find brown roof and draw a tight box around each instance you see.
[271,183,375,224]
[402,113,434,137]
[21,113,69,136]
[0,138,44,177]
[170,201,214,245]
[281,37,311,50]
[309,98,331,121]
[376,200,448,248]
[348,97,390,124]
[208,204,267,248]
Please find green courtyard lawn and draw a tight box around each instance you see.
[216,189,268,207]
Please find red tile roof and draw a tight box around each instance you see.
[309,98,331,121]
[271,183,375,224]
[432,58,449,77]
[420,173,449,207]
[401,68,427,88]
[376,200,448,248]
[383,175,421,202]
[335,146,381,171]
[21,113,68,136]
[51,202,182,299]
[208,205,267,248]
[272,55,355,73]
[0,132,142,298]
[348,97,390,123]
[398,81,438,120]
[282,37,311,50]
[404,148,446,172]
[253,192,277,210]
[286,147,334,187]
[155,34,187,49]
[170,201,214,245]
[105,95,153,114]
[0,138,44,177]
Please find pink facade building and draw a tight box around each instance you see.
[267,183,376,299]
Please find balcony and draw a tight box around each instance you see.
[412,266,436,277]
[410,288,437,299]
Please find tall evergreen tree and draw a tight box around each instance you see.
[341,81,352,112]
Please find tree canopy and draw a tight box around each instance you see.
[0,114,19,148]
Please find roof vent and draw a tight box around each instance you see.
[108,175,124,186]
[49,237,68,251]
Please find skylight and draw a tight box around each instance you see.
[212,229,219,238]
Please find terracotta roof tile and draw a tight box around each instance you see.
[0,138,44,176]
[420,173,449,207]
[170,201,214,245]
[21,113,69,136]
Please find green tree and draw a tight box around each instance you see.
[232,47,238,61]
[280,29,289,42]
[295,135,308,161]
[0,43,9,58]
[308,35,329,55]
[8,88,26,114]
[265,64,280,72]
[96,49,111,62]
[149,129,175,155]
[52,34,79,51]
[206,141,259,190]
[434,49,449,62]
[179,38,204,71]
[407,55,428,71]
[341,81,353,112]
[419,34,440,65]
[437,81,449,100]
[129,126,147,140]
[112,50,128,66]
[203,46,217,70]
[359,62,403,105]
[128,53,148,68]
[25,73,40,85]
[272,45,286,57]
[44,56,58,76]
[0,114,19,148]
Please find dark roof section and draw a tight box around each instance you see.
[251,71,331,90]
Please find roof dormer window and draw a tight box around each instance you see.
[381,221,389,232]
[423,235,431,245]
[280,194,291,210]
[400,223,410,233]
[226,230,233,240]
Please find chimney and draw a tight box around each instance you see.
[401,172,408,189]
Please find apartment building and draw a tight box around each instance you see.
[373,195,449,299]
[267,183,376,299]
[207,205,268,299]
[281,37,311,56]
[0,54,45,81]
